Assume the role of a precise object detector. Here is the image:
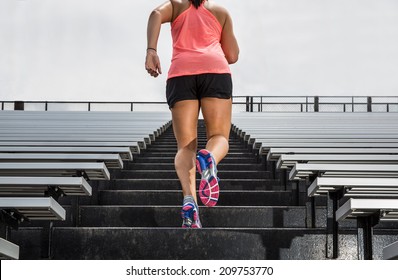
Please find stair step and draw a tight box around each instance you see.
[132,157,260,164]
[111,170,272,179]
[110,179,282,190]
[78,206,309,228]
[148,143,245,147]
[149,140,244,144]
[5,227,352,260]
[21,204,397,230]
[142,152,255,157]
[51,228,332,260]
[98,190,295,206]
[150,143,245,147]
[125,163,266,171]
[144,147,248,153]
[12,227,398,260]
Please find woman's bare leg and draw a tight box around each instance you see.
[171,100,200,202]
[200,97,232,164]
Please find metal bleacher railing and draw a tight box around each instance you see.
[236,96,398,113]
[1,95,398,112]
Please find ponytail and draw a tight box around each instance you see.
[190,0,204,9]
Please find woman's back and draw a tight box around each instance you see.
[171,0,226,27]
[168,0,230,79]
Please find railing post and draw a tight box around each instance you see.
[367,97,372,112]
[88,102,91,112]
[306,96,309,112]
[314,96,319,112]
[131,103,134,112]
[245,96,254,112]
[45,102,48,111]
[352,97,355,112]
[14,101,24,111]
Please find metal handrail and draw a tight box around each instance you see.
[1,96,398,112]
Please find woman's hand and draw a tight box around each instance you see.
[145,49,162,78]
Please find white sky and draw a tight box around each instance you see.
[1,0,398,102]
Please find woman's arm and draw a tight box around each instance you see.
[220,12,239,64]
[145,1,173,78]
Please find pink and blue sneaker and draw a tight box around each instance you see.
[181,202,202,228]
[196,149,219,207]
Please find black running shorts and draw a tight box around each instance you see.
[166,73,232,109]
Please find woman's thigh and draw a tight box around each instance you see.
[171,100,200,149]
[200,97,232,140]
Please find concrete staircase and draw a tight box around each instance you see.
[10,121,398,259]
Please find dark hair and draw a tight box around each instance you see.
[190,0,204,9]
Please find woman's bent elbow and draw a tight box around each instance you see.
[227,54,239,64]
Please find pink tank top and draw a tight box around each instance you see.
[167,3,231,79]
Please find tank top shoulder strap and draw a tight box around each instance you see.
[172,2,193,25]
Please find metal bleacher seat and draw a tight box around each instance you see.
[260,142,398,157]
[0,197,66,221]
[308,177,398,197]
[0,162,110,181]
[0,140,143,154]
[383,240,398,260]
[289,163,398,181]
[0,146,133,161]
[0,111,172,153]
[277,154,398,170]
[267,148,398,161]
[336,198,398,222]
[0,237,19,260]
[232,112,398,149]
[0,153,123,169]
[0,176,92,196]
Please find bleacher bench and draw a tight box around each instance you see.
[0,237,19,260]
[336,198,398,222]
[0,197,66,221]
[0,146,133,161]
[383,240,398,260]
[260,143,398,156]
[0,153,124,169]
[0,162,110,180]
[0,177,92,196]
[289,164,398,181]
[308,177,398,197]
[0,140,142,154]
[266,148,398,161]
[277,154,398,170]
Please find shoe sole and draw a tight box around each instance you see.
[199,176,219,207]
[196,150,219,208]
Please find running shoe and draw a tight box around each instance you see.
[196,149,219,207]
[181,202,202,228]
